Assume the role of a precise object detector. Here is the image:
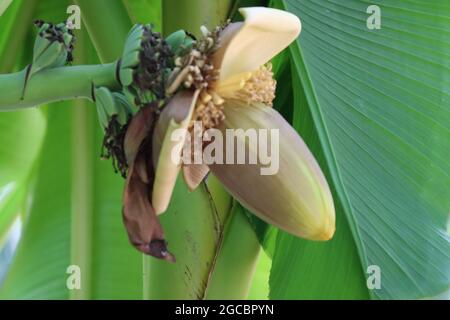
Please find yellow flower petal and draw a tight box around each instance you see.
[217,7,301,80]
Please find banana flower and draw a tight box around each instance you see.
[123,7,335,261]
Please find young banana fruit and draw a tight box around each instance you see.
[21,20,75,99]
[30,20,75,76]
[94,87,133,130]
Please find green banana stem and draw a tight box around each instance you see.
[142,0,261,300]
[204,202,262,299]
[144,175,232,299]
[141,0,238,300]
[0,63,119,111]
[163,0,234,37]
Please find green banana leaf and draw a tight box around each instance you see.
[267,0,450,299]
[0,109,46,239]
[0,1,12,17]
[0,0,45,273]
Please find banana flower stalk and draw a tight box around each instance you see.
[123,7,335,261]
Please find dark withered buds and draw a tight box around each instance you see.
[122,104,175,262]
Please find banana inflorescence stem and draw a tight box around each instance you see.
[0,62,120,111]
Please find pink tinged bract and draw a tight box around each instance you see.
[209,103,335,240]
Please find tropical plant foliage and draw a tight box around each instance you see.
[0,0,448,300]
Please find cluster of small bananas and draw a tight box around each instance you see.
[23,18,218,178]
[94,25,162,177]
[94,88,133,177]
[20,20,76,99]
[97,25,196,177]
[133,26,172,100]
[26,20,217,178]
[118,24,185,106]
[31,20,75,76]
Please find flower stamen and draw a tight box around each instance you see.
[189,90,225,131]
[215,64,276,106]
[240,64,276,106]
